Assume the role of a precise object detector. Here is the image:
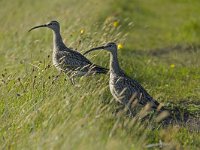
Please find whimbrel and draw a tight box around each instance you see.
[29,21,108,83]
[84,42,160,114]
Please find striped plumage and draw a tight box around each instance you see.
[29,21,108,81]
[84,42,160,112]
[109,69,159,109]
[52,46,108,76]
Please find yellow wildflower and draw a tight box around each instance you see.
[117,43,123,49]
[170,64,175,68]
[80,29,85,34]
[113,21,119,27]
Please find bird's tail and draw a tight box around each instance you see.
[93,65,109,74]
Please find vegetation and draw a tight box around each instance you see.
[0,0,199,149]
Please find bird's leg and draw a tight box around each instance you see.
[113,102,125,115]
[68,75,75,85]
[115,102,134,117]
[52,71,62,83]
[66,71,76,85]
[126,101,136,117]
[127,105,134,117]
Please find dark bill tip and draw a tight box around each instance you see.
[83,46,105,55]
[28,24,47,32]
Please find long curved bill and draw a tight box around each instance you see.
[28,24,47,32]
[83,46,105,55]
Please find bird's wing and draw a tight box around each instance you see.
[56,50,93,71]
[123,74,159,107]
[69,49,92,63]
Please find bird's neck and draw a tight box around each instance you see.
[110,51,121,75]
[53,29,66,51]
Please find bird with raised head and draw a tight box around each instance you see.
[29,20,108,83]
[84,42,161,115]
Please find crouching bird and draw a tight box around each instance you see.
[84,42,161,116]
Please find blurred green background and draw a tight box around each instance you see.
[0,0,200,149]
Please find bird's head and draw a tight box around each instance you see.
[28,20,60,32]
[83,42,117,55]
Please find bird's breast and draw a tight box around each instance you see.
[109,74,123,102]
[52,52,62,71]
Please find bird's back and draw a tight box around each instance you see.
[110,70,159,109]
[54,47,108,75]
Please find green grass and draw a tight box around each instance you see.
[0,0,200,149]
